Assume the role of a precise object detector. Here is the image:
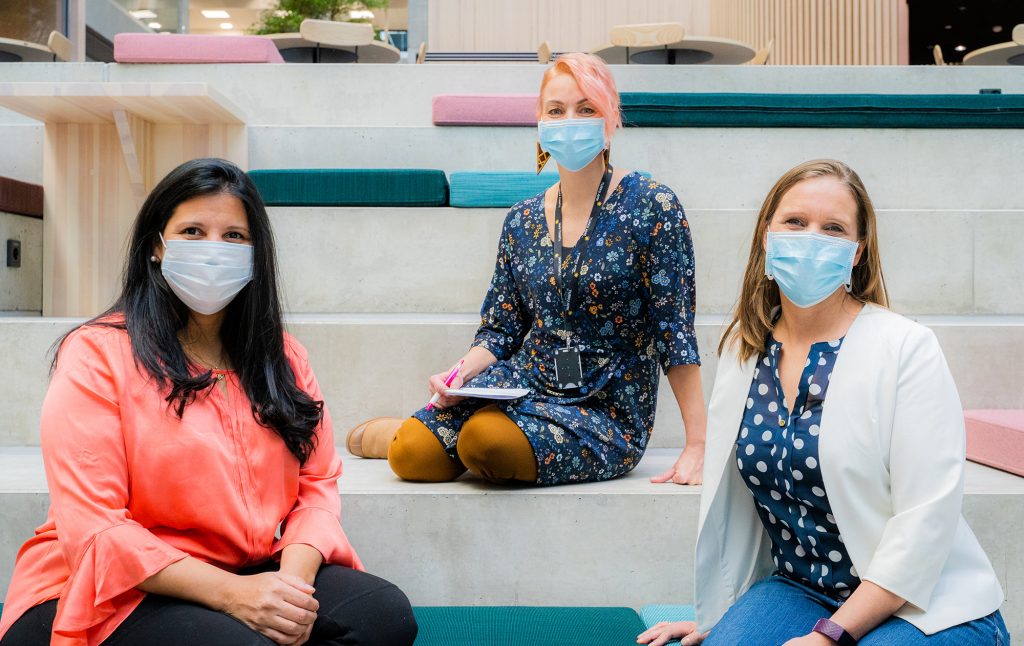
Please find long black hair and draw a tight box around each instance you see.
[54,158,321,464]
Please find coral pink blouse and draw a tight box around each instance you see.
[0,324,362,645]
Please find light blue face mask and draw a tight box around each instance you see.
[765,232,858,308]
[538,117,606,172]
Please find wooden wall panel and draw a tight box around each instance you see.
[710,0,904,65]
[427,0,712,53]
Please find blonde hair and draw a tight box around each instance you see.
[718,159,890,361]
[537,53,622,140]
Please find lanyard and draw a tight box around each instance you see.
[552,165,613,342]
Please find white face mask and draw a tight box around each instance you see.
[159,234,254,315]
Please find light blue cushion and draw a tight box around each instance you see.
[449,171,558,208]
[639,605,697,646]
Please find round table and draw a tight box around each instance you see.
[268,33,400,64]
[592,36,755,65]
[962,41,1024,66]
[0,37,55,63]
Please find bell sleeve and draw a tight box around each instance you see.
[861,326,965,611]
[643,186,700,372]
[272,336,363,571]
[40,328,189,645]
[472,213,530,361]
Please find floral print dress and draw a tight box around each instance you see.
[412,172,700,485]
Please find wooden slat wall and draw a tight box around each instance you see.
[428,0,711,53]
[710,0,905,65]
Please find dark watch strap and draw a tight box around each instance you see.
[812,618,858,646]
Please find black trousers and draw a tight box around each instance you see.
[1,565,417,646]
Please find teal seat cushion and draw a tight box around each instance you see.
[449,170,651,208]
[248,169,449,207]
[412,606,645,646]
[449,171,557,208]
[639,605,697,646]
[620,93,1024,128]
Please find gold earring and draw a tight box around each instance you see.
[536,142,551,174]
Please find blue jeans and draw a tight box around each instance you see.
[704,575,1010,646]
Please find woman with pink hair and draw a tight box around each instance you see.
[349,54,707,487]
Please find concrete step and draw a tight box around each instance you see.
[103,63,1024,127]
[268,207,1024,316]
[1,315,1022,447]
[249,126,1024,212]
[0,447,1021,634]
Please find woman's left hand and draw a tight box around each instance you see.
[650,443,704,485]
[783,633,836,646]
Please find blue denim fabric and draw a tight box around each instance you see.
[703,575,1010,646]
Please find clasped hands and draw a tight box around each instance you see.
[220,571,319,645]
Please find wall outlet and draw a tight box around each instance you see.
[6,239,21,268]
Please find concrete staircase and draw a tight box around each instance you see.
[0,61,1022,634]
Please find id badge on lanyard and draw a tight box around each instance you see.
[551,165,612,391]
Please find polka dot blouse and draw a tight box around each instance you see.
[734,336,860,601]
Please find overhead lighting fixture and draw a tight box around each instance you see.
[992,25,1004,33]
[148,22,162,29]
[130,9,157,20]
[954,45,967,52]
[349,10,375,19]
[202,10,230,19]
[220,22,234,30]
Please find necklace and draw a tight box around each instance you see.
[183,344,229,380]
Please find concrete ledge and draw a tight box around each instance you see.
[1,316,1022,448]
[0,448,1021,634]
[268,207,1024,315]
[249,126,1024,211]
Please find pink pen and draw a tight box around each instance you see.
[426,360,464,411]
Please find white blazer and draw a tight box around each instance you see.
[694,304,1003,635]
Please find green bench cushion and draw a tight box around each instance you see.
[620,93,1024,128]
[248,169,449,207]
[412,606,645,646]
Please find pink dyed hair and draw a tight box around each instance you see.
[538,53,622,140]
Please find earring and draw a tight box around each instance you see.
[603,146,611,167]
[536,142,551,175]
[150,255,159,263]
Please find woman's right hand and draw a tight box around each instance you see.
[427,368,466,410]
[220,572,319,645]
[637,621,707,646]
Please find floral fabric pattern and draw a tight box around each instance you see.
[412,172,700,485]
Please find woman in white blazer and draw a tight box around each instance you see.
[638,160,1008,646]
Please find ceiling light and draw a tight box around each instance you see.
[954,45,967,52]
[148,22,162,29]
[202,10,230,19]
[993,25,1004,33]
[220,22,234,30]
[349,10,375,19]
[130,9,157,20]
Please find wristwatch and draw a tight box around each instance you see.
[812,618,858,645]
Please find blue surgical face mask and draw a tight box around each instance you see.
[765,232,858,308]
[538,117,606,172]
[159,234,254,315]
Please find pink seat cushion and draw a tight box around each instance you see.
[114,33,284,64]
[432,95,538,126]
[965,410,1024,476]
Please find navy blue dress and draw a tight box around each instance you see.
[734,336,860,600]
[413,172,700,485]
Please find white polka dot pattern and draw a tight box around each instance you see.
[734,334,859,601]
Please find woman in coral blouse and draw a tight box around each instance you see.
[0,159,417,646]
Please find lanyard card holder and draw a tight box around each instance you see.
[554,345,584,390]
